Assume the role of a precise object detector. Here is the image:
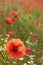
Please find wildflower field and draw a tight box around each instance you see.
[0,0,43,65]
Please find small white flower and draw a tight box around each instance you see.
[6,34,10,37]
[19,58,24,60]
[29,55,35,58]
[4,40,8,42]
[32,49,35,51]
[34,64,36,65]
[25,41,29,44]
[24,63,27,65]
[0,48,5,51]
[36,40,38,42]
[3,48,5,51]
[27,61,31,64]
[30,43,33,45]
[30,61,34,63]
[13,62,16,64]
[30,57,34,60]
[1,38,4,41]
[30,32,33,35]
[0,48,2,51]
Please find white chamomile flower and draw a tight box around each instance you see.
[30,60,34,63]
[30,43,33,45]
[0,46,3,51]
[30,32,33,35]
[34,64,36,65]
[4,40,8,42]
[30,57,34,60]
[6,34,10,37]
[13,62,16,64]
[1,38,4,41]
[24,63,27,65]
[25,41,29,44]
[19,58,24,60]
[27,61,31,64]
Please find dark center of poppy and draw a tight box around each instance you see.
[13,46,18,51]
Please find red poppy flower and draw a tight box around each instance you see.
[11,0,16,2]
[40,56,43,60]
[32,34,38,40]
[5,17,13,24]
[25,3,30,9]
[24,3,30,13]
[35,21,41,28]
[12,12,18,18]
[19,0,24,3]
[33,21,41,28]
[6,39,25,59]
[25,48,32,55]
[7,31,14,36]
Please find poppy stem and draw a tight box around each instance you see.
[1,51,15,65]
[0,60,4,65]
[0,52,7,65]
[0,52,14,65]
